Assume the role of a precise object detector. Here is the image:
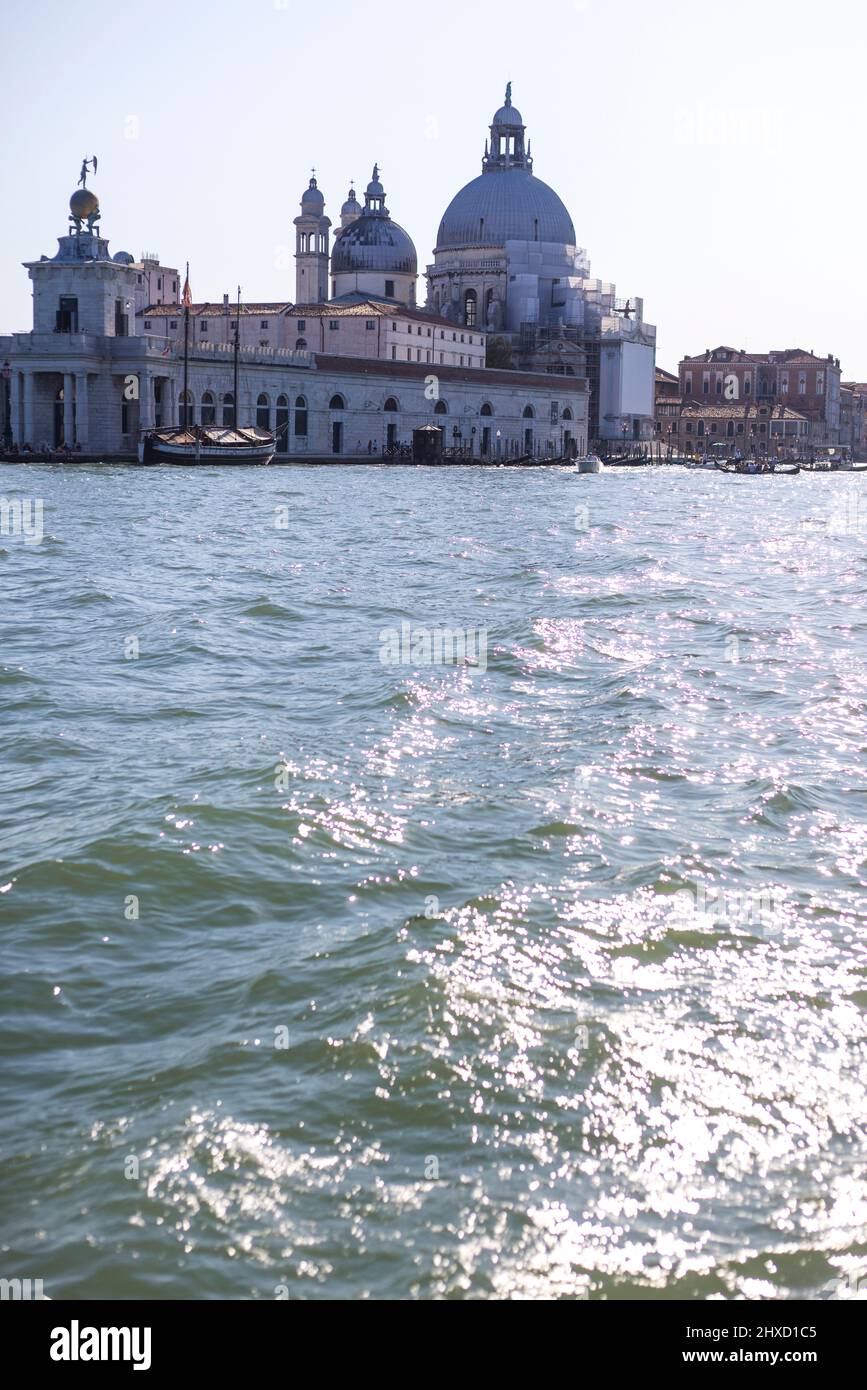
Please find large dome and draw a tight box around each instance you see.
[436,167,575,251]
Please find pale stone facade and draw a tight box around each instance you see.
[4,191,586,459]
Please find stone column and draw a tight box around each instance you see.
[22,370,35,446]
[140,372,154,428]
[75,372,89,450]
[165,376,175,427]
[63,373,75,447]
[10,370,21,445]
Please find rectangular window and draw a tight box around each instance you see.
[121,400,130,434]
[169,321,177,330]
[329,320,339,330]
[56,295,79,332]
[297,320,306,332]
[385,280,395,297]
[261,320,269,329]
[685,372,692,394]
[440,352,444,363]
[744,375,751,395]
[391,346,396,360]
[366,321,375,330]
[144,320,152,330]
[200,321,208,333]
[407,349,412,361]
[817,372,825,392]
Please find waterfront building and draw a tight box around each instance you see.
[839,382,867,458]
[426,85,656,444]
[678,346,841,448]
[675,401,810,454]
[3,180,587,458]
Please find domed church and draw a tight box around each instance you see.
[426,85,657,442]
[428,83,579,334]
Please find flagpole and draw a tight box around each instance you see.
[182,261,190,429]
[234,285,241,429]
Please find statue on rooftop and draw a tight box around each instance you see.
[78,155,98,188]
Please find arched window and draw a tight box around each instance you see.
[295,395,308,437]
[523,405,535,418]
[179,390,194,428]
[256,393,270,431]
[201,391,215,426]
[296,338,307,350]
[562,407,573,421]
[480,402,493,416]
[329,394,345,410]
[276,394,289,454]
[434,400,447,415]
[464,289,477,327]
[384,397,398,412]
[222,392,235,427]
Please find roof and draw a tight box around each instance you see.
[655,366,678,383]
[436,167,575,251]
[291,298,475,332]
[312,353,587,392]
[680,402,808,421]
[139,303,291,317]
[138,297,471,333]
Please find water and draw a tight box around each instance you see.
[1,461,866,1301]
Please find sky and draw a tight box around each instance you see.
[2,0,864,375]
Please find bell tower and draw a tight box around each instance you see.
[293,175,331,304]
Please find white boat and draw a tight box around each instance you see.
[576,454,605,474]
[138,425,275,465]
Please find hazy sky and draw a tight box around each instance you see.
[2,0,863,374]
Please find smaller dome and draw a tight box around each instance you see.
[341,186,362,215]
[113,250,134,264]
[70,188,99,219]
[301,176,324,207]
[492,102,523,127]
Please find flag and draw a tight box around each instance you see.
[182,262,192,308]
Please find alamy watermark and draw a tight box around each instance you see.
[0,496,44,545]
[379,621,488,671]
[670,883,787,930]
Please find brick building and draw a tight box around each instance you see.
[678,346,841,447]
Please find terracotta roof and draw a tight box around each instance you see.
[680,402,808,421]
[139,303,291,317]
[292,299,476,332]
[655,367,678,383]
[312,353,587,392]
[137,297,477,334]
[681,349,767,365]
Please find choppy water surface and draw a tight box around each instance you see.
[1,461,866,1300]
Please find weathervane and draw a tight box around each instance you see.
[78,155,98,188]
